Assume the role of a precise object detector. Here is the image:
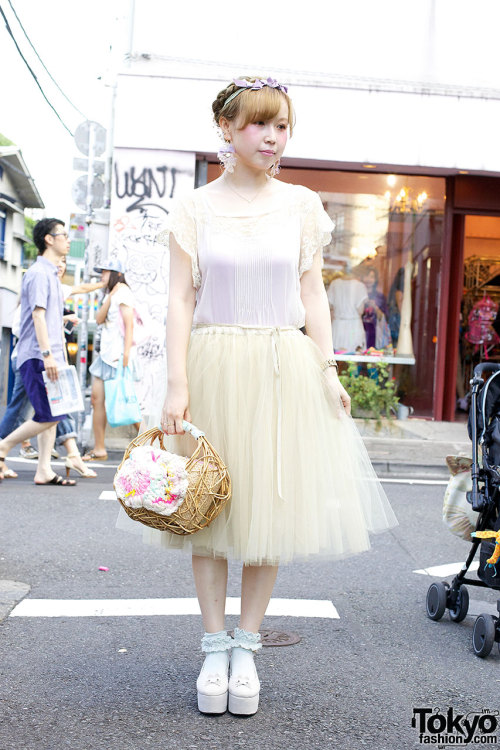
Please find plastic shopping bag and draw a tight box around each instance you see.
[104,364,142,427]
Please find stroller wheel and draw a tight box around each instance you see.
[472,614,496,658]
[426,581,448,621]
[449,586,469,623]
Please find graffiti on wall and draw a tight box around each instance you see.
[109,148,195,416]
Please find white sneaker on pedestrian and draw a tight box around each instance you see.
[20,445,38,459]
[51,448,60,459]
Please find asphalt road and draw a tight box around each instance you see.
[1,457,499,750]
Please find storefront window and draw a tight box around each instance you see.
[458,216,500,413]
[283,169,446,416]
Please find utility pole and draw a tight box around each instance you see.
[72,120,107,441]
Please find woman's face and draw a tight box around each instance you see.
[101,269,111,286]
[57,259,66,279]
[364,270,377,288]
[227,99,289,172]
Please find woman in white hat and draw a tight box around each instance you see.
[83,259,140,461]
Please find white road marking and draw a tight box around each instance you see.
[99,491,117,500]
[414,561,479,577]
[9,597,339,619]
[468,599,499,617]
[6,457,119,469]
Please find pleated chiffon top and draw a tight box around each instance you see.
[158,181,334,329]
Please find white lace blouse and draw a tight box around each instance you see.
[158,182,334,329]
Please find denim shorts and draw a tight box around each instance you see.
[89,354,117,382]
[19,358,65,423]
[89,354,142,382]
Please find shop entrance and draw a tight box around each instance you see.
[456,215,500,419]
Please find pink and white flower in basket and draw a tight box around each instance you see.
[115,445,189,516]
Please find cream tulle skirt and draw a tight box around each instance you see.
[117,325,397,565]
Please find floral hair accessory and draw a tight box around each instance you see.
[223,77,288,108]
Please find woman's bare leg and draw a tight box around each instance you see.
[89,377,107,456]
[240,564,279,631]
[192,555,228,632]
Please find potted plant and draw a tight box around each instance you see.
[338,361,400,425]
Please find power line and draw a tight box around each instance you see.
[130,53,500,102]
[7,0,87,120]
[0,3,74,137]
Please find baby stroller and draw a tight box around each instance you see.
[426,362,500,657]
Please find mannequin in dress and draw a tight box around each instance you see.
[327,272,367,352]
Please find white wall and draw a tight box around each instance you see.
[130,0,500,90]
[114,71,500,174]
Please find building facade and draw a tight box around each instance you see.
[0,147,44,406]
[109,54,500,421]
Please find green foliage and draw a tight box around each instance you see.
[23,215,37,261]
[339,361,399,422]
[0,132,15,146]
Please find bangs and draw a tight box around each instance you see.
[236,87,294,134]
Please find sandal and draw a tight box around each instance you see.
[2,467,18,479]
[65,454,97,478]
[82,451,108,462]
[35,474,77,486]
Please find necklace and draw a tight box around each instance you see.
[223,174,270,203]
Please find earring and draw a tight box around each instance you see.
[269,159,281,177]
[217,142,237,173]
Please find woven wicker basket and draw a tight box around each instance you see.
[114,422,231,535]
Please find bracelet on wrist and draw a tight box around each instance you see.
[321,358,338,372]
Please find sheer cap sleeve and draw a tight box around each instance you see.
[156,194,201,289]
[299,189,335,276]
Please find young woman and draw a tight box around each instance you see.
[137,77,397,716]
[83,259,140,462]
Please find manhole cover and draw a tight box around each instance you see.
[260,629,301,647]
[228,630,301,647]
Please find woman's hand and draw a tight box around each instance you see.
[122,352,129,369]
[324,367,351,416]
[161,382,191,435]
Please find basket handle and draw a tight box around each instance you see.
[182,420,205,440]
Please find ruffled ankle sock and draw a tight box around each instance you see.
[231,627,261,678]
[232,627,262,652]
[200,630,233,672]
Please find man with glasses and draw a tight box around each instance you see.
[0,218,76,485]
